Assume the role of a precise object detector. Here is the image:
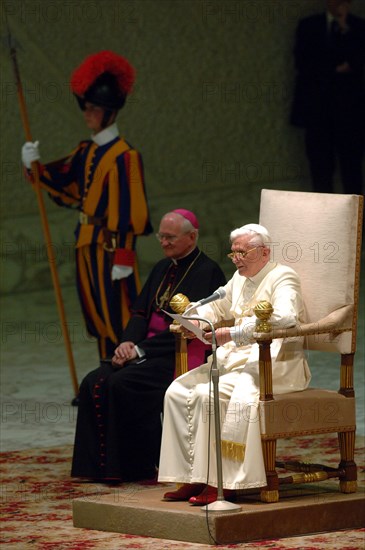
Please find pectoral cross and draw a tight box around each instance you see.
[158,284,171,309]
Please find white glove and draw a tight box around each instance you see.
[21,141,40,169]
[111,265,133,281]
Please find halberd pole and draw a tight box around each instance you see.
[7,29,79,400]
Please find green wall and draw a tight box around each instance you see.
[1,0,364,295]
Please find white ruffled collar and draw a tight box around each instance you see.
[92,123,119,146]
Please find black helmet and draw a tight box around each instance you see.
[76,72,126,111]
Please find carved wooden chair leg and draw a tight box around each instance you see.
[175,332,188,378]
[260,438,279,503]
[338,430,357,494]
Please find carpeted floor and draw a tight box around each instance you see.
[1,436,364,549]
[1,285,364,548]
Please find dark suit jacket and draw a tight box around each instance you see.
[290,12,365,128]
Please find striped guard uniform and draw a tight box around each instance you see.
[38,127,152,358]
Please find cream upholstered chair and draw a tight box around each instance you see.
[255,189,363,503]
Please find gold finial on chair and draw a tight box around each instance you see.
[169,294,190,376]
[254,301,273,333]
[169,293,191,314]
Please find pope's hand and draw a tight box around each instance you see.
[21,141,40,169]
[204,327,232,346]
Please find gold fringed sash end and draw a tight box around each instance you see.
[221,439,245,462]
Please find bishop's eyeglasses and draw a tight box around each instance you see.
[155,233,179,243]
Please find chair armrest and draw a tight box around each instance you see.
[170,323,183,334]
[253,304,354,341]
[213,319,235,329]
[253,304,354,400]
[170,318,235,334]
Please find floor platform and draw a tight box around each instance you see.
[73,483,365,545]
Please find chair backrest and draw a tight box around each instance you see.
[259,190,363,353]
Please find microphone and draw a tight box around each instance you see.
[183,287,226,315]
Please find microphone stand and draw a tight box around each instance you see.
[182,313,241,512]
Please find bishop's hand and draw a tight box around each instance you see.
[112,341,137,367]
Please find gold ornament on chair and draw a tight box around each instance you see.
[254,301,273,333]
[169,294,190,377]
[169,293,191,314]
[169,294,191,332]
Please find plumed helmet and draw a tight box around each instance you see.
[70,50,135,111]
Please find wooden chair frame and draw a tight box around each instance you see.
[254,302,358,502]
[254,190,363,502]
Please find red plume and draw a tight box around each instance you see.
[70,50,135,96]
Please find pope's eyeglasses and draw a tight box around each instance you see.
[227,246,261,261]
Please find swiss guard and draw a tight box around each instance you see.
[21,51,153,358]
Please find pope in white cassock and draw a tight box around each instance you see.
[158,223,311,505]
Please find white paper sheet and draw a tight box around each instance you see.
[163,311,211,344]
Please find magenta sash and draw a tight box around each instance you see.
[147,311,170,338]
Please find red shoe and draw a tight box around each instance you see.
[163,483,205,501]
[188,485,236,506]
